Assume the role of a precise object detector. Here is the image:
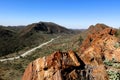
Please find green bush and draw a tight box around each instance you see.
[107,70,120,80]
[103,59,113,66]
[115,28,120,37]
[78,36,83,45]
[113,63,120,69]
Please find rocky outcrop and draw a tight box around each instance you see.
[22,24,120,80]
[76,25,119,80]
[79,26,118,63]
[22,51,86,80]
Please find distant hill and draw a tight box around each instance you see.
[0,22,73,57]
[0,27,15,38]
[20,22,72,37]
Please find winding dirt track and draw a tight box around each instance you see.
[0,36,60,62]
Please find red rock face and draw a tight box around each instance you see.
[22,51,84,80]
[78,26,118,80]
[22,24,119,80]
[79,27,118,63]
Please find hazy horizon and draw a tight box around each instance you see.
[0,0,120,29]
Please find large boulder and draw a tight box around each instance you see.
[22,51,85,80]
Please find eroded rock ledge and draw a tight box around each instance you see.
[22,51,85,80]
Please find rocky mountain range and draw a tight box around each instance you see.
[22,24,120,80]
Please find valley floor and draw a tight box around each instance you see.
[0,36,60,62]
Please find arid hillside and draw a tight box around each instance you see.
[22,24,120,80]
[0,22,73,57]
[20,22,72,36]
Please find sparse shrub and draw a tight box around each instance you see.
[114,42,120,48]
[12,63,24,73]
[107,70,120,80]
[103,59,113,66]
[78,36,83,45]
[104,58,120,80]
[115,28,120,38]
[113,63,120,69]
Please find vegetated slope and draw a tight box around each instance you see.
[0,33,81,80]
[0,27,15,38]
[0,22,73,57]
[0,27,19,56]
[22,24,120,80]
